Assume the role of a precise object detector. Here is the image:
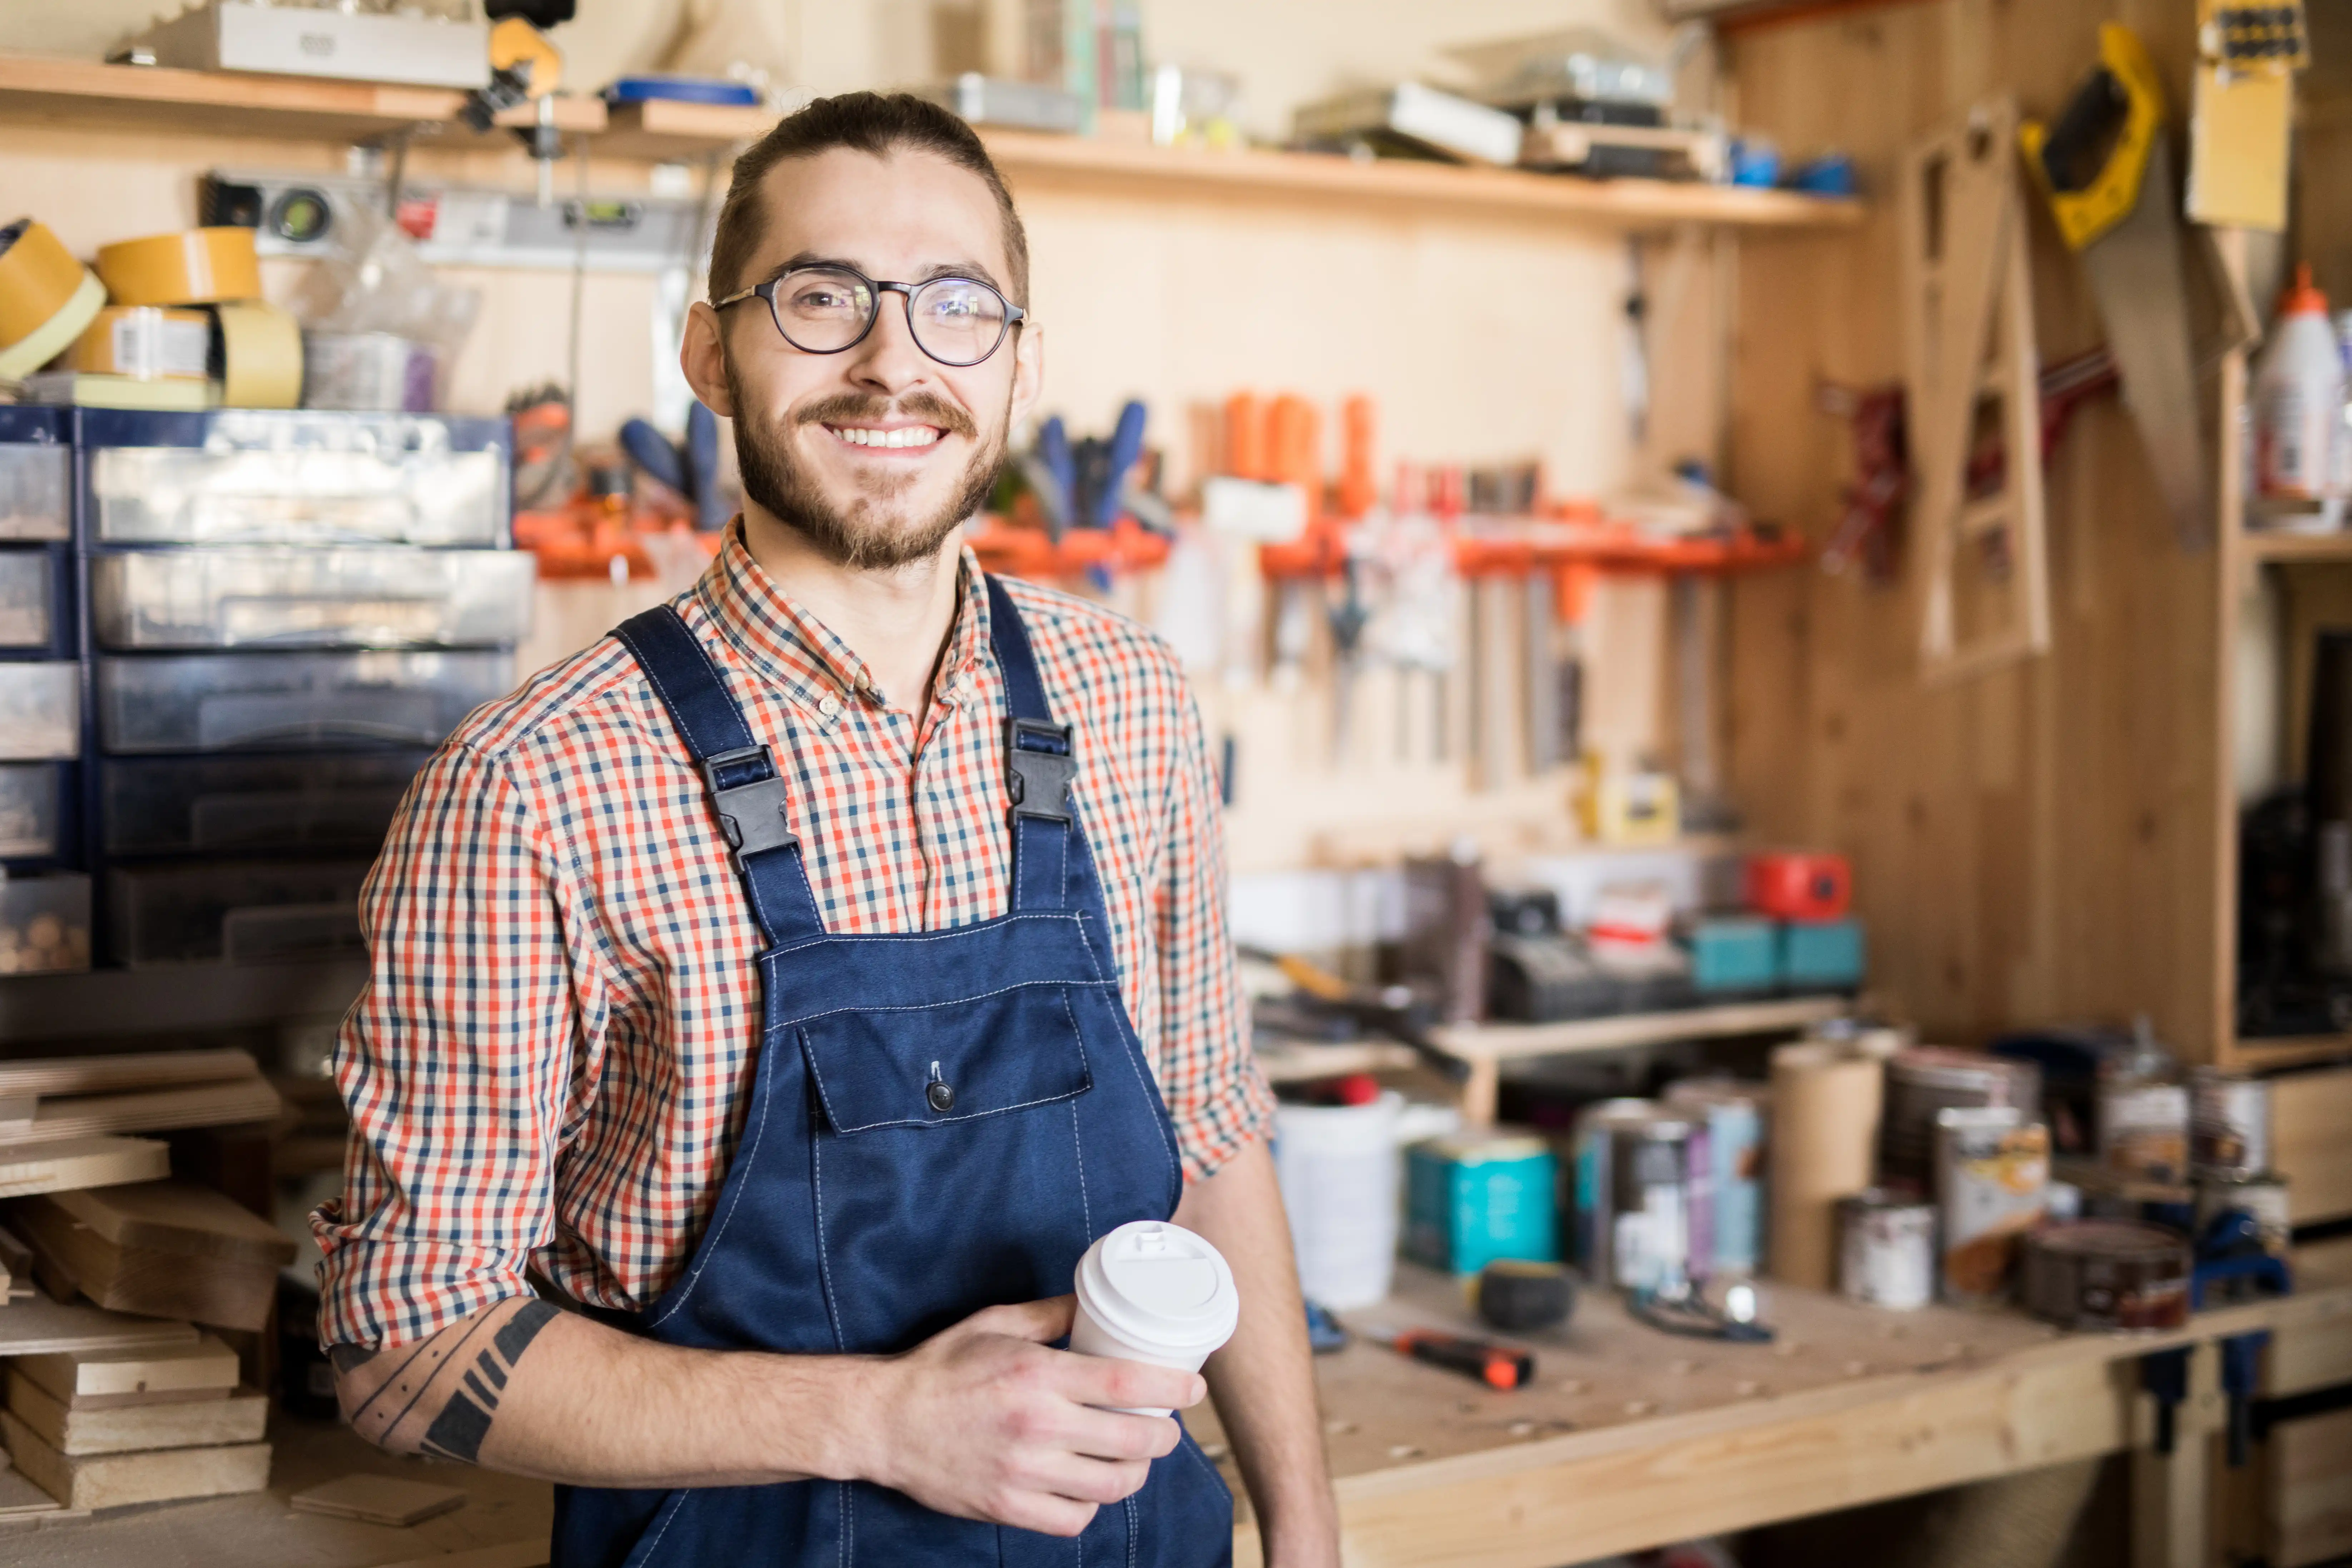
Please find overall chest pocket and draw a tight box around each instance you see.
[796,983,1102,1357]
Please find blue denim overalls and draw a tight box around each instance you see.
[549,578,1234,1567]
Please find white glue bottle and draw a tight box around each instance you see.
[2254,265,2343,506]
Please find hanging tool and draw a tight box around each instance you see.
[2022,24,2212,549]
[1365,1327,1536,1391]
[1235,946,1471,1085]
[462,10,573,207]
[2190,1203,2293,1468]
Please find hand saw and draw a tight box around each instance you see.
[2021,24,2213,550]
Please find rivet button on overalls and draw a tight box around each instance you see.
[549,579,1235,1567]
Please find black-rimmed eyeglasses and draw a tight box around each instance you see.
[713,264,1027,368]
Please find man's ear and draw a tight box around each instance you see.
[680,301,736,418]
[1007,318,1044,433]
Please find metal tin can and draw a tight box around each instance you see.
[1664,1079,1766,1278]
[2194,1172,2292,1259]
[2098,1075,2189,1183]
[2190,1068,2273,1181]
[1836,1187,1937,1310]
[1935,1107,2050,1305]
[1573,1099,1693,1293]
[2021,1220,2192,1330]
[1572,1098,1654,1287]
[1881,1047,2041,1192]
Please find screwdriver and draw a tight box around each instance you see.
[1372,1328,1535,1391]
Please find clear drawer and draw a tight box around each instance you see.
[0,664,79,761]
[0,873,92,975]
[107,861,370,966]
[85,409,508,546]
[0,445,69,543]
[102,751,429,855]
[0,551,53,648]
[0,765,64,859]
[90,548,534,650]
[96,650,511,753]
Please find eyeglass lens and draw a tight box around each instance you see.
[769,267,1011,367]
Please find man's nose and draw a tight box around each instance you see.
[840,290,933,395]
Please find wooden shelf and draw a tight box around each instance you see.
[0,961,366,1047]
[2245,527,2352,564]
[1252,1039,1424,1084]
[2229,1031,2352,1069]
[1429,994,1847,1066]
[0,50,1864,232]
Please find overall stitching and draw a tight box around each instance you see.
[642,1035,776,1329]
[1125,1493,1139,1568]
[624,1488,689,1567]
[809,1133,848,1350]
[784,975,1111,1029]
[764,911,1083,962]
[1068,1097,1093,1237]
[801,1017,1093,1134]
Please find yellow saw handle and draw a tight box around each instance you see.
[2020,23,2166,252]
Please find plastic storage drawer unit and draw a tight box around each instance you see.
[83,409,510,546]
[0,552,54,648]
[0,408,69,543]
[91,549,535,650]
[97,650,512,753]
[107,861,370,966]
[0,664,80,760]
[103,751,430,855]
[0,765,64,860]
[0,872,92,974]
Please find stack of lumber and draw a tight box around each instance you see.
[1,1336,268,1509]
[0,1050,280,1153]
[9,1179,297,1331]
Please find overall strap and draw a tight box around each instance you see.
[984,575,1076,914]
[613,606,825,948]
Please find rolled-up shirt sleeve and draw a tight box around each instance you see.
[1154,683,1275,1182]
[311,740,595,1348]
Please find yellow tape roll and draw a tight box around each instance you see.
[211,301,303,410]
[95,227,262,307]
[74,305,212,381]
[0,218,106,381]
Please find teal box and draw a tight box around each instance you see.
[1691,916,1778,993]
[1781,917,1865,988]
[1404,1133,1559,1275]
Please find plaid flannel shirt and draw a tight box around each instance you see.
[312,527,1272,1347]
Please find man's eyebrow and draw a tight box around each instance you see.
[758,253,1006,292]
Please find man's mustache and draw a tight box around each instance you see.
[794,392,978,440]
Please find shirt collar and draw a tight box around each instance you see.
[694,519,993,719]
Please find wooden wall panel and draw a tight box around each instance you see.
[1722,0,2226,1052]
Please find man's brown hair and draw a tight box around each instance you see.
[707,91,1030,308]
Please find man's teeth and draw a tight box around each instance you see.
[830,426,942,449]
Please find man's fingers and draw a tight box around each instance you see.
[1063,1406,1182,1462]
[991,1492,1099,1538]
[957,1295,1078,1345]
[1026,1452,1155,1507]
[1057,1354,1205,1413]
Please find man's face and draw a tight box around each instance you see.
[684,146,1042,571]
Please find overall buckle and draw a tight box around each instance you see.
[1004,717,1076,824]
[698,743,798,858]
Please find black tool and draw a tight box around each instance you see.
[1475,1260,1574,1333]
[1372,1328,1536,1391]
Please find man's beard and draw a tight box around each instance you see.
[724,362,1006,572]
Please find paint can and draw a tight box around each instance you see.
[2189,1068,2273,1182]
[2020,1220,2192,1331]
[2194,1172,2292,1260]
[1836,1188,1937,1310]
[1664,1078,1767,1278]
[1882,1047,2041,1193]
[1935,1107,2050,1306]
[2097,1068,2189,1184]
[1573,1099,1693,1293]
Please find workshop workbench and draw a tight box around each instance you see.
[2,1246,2341,1568]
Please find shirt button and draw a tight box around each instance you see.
[818,694,842,719]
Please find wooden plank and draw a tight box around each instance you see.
[16,1080,282,1145]
[1427,995,1846,1064]
[0,1410,268,1511]
[0,1050,257,1099]
[4,1372,265,1456]
[289,1471,469,1526]
[1252,1041,1423,1085]
[0,1138,169,1199]
[48,1180,297,1267]
[0,1468,64,1518]
[2273,1066,2352,1225]
[2274,1407,2352,1568]
[0,1295,196,1358]
[10,1198,278,1332]
[14,1335,239,1408]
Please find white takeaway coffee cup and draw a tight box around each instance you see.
[1068,1220,1240,1416]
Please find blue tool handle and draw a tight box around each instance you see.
[687,401,726,532]
[1095,398,1148,529]
[1039,415,1074,501]
[620,417,688,494]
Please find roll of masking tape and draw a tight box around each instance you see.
[95,227,262,307]
[0,218,107,382]
[74,305,212,381]
[211,300,303,410]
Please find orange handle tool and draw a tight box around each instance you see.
[1389,1330,1535,1391]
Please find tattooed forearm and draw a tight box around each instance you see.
[331,1297,562,1464]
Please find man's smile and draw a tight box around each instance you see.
[822,421,947,452]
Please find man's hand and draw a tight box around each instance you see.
[854,1295,1203,1538]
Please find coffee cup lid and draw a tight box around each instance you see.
[1076,1221,1240,1353]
